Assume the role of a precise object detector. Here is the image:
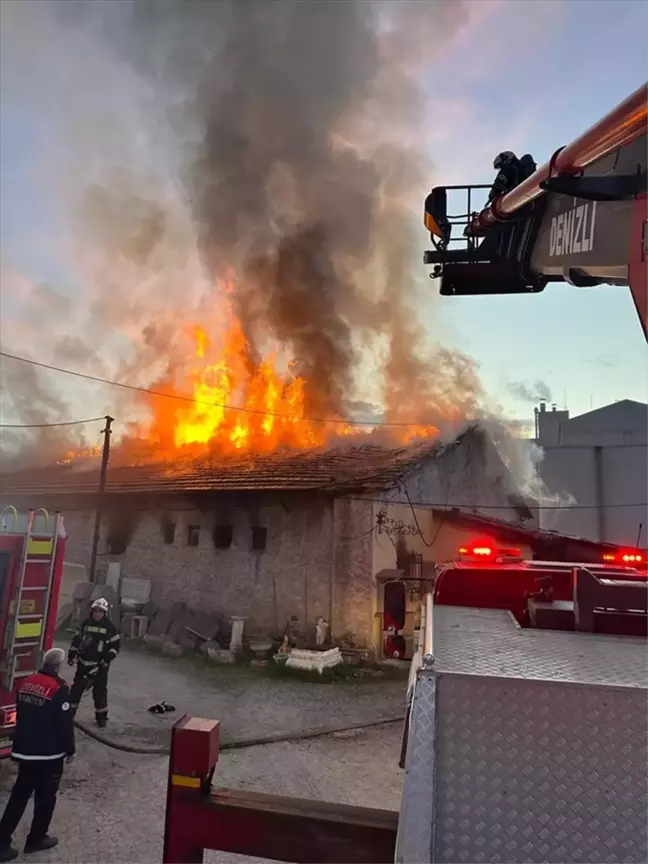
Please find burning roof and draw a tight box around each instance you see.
[1,426,485,498]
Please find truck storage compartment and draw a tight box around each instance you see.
[397,607,648,864]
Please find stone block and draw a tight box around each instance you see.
[142,601,157,620]
[144,634,166,650]
[72,582,93,603]
[55,603,74,630]
[167,603,188,643]
[148,609,173,638]
[200,639,221,655]
[162,641,184,658]
[106,562,121,593]
[121,576,151,606]
[206,648,234,665]
[121,613,135,637]
[177,611,223,650]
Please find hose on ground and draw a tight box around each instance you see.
[73,715,405,756]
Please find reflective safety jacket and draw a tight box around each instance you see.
[69,615,121,670]
[12,669,76,761]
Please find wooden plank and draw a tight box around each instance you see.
[186,787,398,864]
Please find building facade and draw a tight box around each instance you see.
[2,425,533,653]
[535,399,647,546]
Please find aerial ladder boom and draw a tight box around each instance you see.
[423,83,648,338]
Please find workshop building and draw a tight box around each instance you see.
[2,424,535,652]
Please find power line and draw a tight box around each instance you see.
[0,416,107,429]
[345,495,648,512]
[0,351,431,429]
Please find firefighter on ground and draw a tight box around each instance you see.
[0,648,75,862]
[68,597,120,728]
[488,151,537,202]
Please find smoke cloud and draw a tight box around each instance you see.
[2,0,492,465]
[507,379,553,405]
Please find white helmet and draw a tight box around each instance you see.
[493,151,516,170]
[91,597,109,613]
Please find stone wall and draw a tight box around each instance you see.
[55,493,377,648]
[331,496,374,649]
[60,496,325,637]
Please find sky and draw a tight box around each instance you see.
[419,0,648,420]
[0,0,646,440]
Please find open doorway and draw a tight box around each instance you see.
[383,579,407,659]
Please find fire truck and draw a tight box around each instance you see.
[0,508,67,757]
[423,82,648,338]
[160,84,648,864]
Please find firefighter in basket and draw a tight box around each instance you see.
[488,151,537,202]
[68,598,120,728]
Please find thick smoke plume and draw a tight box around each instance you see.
[2,0,499,468]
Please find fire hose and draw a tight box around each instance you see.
[73,715,405,756]
[69,657,404,756]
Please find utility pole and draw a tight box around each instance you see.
[88,415,114,583]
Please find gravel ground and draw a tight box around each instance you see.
[0,647,406,863]
[68,644,408,748]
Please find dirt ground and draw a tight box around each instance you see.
[0,645,407,863]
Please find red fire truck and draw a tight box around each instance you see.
[0,508,67,757]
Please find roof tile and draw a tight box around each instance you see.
[0,437,453,497]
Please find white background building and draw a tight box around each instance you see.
[535,399,647,546]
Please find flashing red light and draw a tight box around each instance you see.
[458,541,521,561]
[459,544,493,557]
[603,551,645,565]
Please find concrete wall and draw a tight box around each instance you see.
[372,429,527,574]
[538,444,647,545]
[535,400,647,544]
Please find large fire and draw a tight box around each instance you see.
[133,309,439,461]
[58,303,442,466]
[163,321,343,455]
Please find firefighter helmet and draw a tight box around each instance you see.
[493,151,516,170]
[91,597,109,613]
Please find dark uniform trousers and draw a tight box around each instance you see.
[69,664,108,718]
[0,759,64,846]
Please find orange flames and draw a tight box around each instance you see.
[146,318,355,458]
[64,303,444,466]
[122,303,445,460]
[56,445,101,465]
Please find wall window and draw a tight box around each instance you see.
[212,525,233,549]
[162,520,176,545]
[186,524,201,547]
[251,526,267,551]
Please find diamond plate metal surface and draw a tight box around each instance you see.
[435,674,648,864]
[433,607,648,688]
[396,674,436,864]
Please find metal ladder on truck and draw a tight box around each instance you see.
[1,507,62,691]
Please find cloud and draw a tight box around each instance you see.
[590,354,619,369]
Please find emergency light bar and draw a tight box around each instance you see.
[457,541,522,562]
[603,551,645,565]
